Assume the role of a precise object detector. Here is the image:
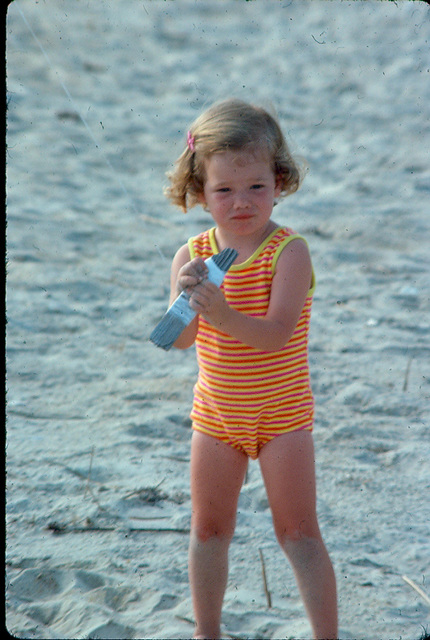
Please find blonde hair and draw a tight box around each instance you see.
[165,99,305,212]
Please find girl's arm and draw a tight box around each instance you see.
[168,244,207,349]
[188,239,313,352]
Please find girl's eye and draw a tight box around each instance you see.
[251,184,264,190]
[217,187,231,193]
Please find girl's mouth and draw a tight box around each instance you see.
[232,213,253,220]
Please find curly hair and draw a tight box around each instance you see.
[164,99,305,212]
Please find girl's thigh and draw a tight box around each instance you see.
[190,430,248,537]
[258,430,320,540]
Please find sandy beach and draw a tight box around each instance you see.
[5,1,430,638]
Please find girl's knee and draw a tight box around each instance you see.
[191,518,235,544]
[273,517,321,548]
[277,530,328,570]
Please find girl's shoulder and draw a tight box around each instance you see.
[269,227,315,294]
[268,225,311,252]
[258,226,305,258]
[188,228,216,260]
[270,225,301,243]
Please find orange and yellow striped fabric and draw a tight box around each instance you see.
[188,226,315,459]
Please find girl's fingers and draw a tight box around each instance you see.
[189,290,206,308]
[189,282,219,313]
[179,275,200,289]
[183,257,208,280]
[177,258,208,293]
[191,257,208,277]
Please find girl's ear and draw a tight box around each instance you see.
[196,191,207,207]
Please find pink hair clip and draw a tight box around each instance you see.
[187,130,195,152]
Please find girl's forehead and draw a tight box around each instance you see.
[205,148,271,171]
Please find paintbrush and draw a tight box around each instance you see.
[150,247,238,350]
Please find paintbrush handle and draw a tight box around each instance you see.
[205,256,227,287]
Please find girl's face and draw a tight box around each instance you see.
[199,150,281,238]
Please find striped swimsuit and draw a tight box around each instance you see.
[189,226,316,459]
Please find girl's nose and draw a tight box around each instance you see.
[233,190,250,209]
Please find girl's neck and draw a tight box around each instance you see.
[214,220,278,263]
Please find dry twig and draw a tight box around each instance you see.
[84,446,95,499]
[403,355,413,392]
[402,575,430,607]
[46,522,189,535]
[259,548,272,609]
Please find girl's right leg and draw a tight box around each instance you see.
[189,430,248,639]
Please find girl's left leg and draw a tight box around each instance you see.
[258,430,338,640]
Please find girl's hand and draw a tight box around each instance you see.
[189,280,230,327]
[176,257,208,296]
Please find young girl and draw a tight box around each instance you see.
[162,99,337,640]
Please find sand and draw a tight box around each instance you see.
[5,1,430,638]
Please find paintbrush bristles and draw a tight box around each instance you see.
[150,290,196,350]
[212,247,238,271]
[149,314,186,351]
